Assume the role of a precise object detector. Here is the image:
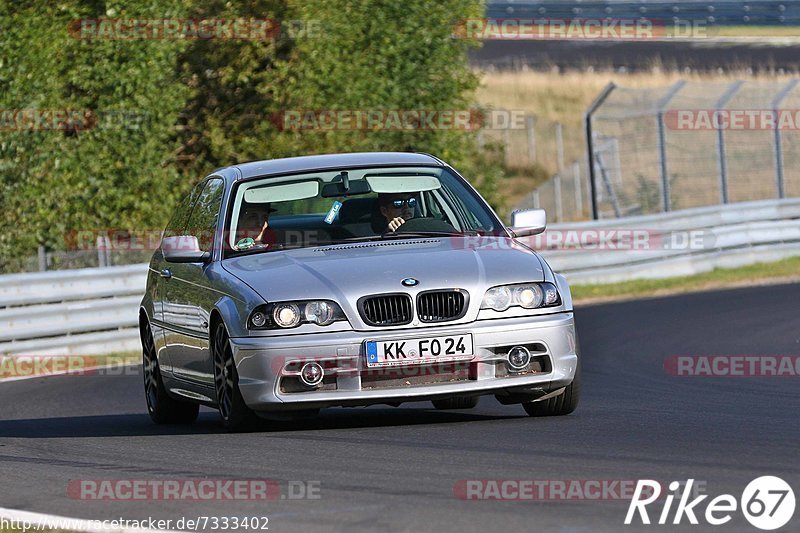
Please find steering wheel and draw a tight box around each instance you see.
[391,216,458,233]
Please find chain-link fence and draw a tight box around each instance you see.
[584,79,800,219]
[7,239,153,274]
[477,113,570,173]
[478,114,592,222]
[511,79,800,222]
[514,157,592,222]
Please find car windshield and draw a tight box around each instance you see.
[224,165,504,255]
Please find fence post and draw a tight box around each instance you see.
[572,160,583,217]
[503,127,511,165]
[715,80,744,204]
[655,80,687,212]
[38,245,47,272]
[595,151,622,218]
[105,235,113,267]
[555,122,565,175]
[96,235,112,268]
[585,82,616,220]
[772,79,798,199]
[526,116,536,164]
[532,189,540,209]
[553,173,563,222]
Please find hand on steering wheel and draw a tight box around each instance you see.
[387,217,405,232]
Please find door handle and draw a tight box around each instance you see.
[159,268,172,280]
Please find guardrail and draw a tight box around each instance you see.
[535,198,800,284]
[0,264,147,356]
[1,199,798,355]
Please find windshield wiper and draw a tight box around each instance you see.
[382,230,482,238]
[323,230,482,246]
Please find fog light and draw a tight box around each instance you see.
[299,362,324,387]
[507,346,531,371]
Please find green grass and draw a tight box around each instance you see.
[572,256,800,303]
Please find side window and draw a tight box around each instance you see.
[185,178,224,252]
[163,181,205,239]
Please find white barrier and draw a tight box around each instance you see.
[536,199,800,284]
[1,199,798,355]
[0,264,147,355]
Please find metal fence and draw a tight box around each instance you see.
[513,79,800,222]
[515,158,592,222]
[6,239,153,275]
[486,1,800,26]
[580,79,800,219]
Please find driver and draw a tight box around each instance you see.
[378,193,418,232]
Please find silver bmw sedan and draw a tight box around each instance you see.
[139,152,580,430]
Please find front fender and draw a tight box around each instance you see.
[554,273,574,312]
[212,295,254,338]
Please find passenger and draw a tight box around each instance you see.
[236,202,276,248]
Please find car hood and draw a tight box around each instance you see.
[222,237,545,306]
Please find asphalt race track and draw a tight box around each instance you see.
[470,40,800,72]
[1,283,799,532]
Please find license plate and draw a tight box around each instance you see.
[365,334,473,368]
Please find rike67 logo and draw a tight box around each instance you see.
[626,477,795,530]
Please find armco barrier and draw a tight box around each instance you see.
[0,199,798,355]
[536,199,800,284]
[0,264,147,355]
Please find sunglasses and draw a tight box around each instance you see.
[390,197,417,209]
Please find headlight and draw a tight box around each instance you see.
[274,303,301,328]
[304,301,336,326]
[248,300,346,329]
[513,285,543,308]
[482,286,512,311]
[481,282,560,311]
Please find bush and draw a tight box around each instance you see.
[0,0,500,272]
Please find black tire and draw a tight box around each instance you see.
[523,361,581,417]
[141,320,199,424]
[432,396,480,410]
[213,320,262,432]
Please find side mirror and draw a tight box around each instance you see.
[162,235,211,263]
[509,208,547,237]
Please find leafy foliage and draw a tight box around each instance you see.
[0,0,500,272]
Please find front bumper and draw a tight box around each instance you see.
[231,312,578,411]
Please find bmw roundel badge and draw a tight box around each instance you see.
[401,278,419,287]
